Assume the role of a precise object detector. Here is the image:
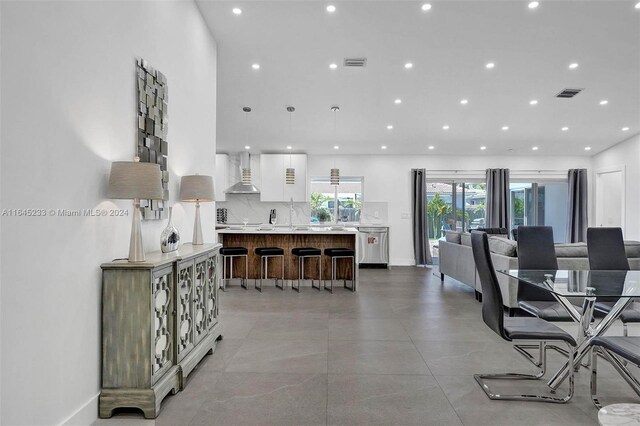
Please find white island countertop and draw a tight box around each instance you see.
[217,226,359,235]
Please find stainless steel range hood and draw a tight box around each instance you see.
[224,152,260,194]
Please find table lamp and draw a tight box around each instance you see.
[179,174,214,245]
[107,159,163,262]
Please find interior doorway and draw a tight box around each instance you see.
[595,167,625,230]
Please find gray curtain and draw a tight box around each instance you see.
[485,168,510,228]
[566,168,588,243]
[412,169,432,265]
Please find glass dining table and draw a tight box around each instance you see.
[498,269,640,391]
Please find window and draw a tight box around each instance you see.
[427,181,486,261]
[310,176,363,223]
[509,182,568,242]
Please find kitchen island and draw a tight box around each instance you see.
[217,226,358,288]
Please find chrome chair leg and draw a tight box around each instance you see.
[343,256,355,292]
[242,254,248,289]
[474,341,575,403]
[255,256,265,292]
[222,255,227,292]
[275,255,285,290]
[292,257,301,293]
[311,256,322,290]
[324,257,335,293]
[514,343,569,368]
[590,346,640,409]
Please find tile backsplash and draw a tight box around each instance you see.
[217,195,388,226]
[217,194,311,225]
[360,201,389,224]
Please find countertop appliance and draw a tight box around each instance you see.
[357,226,389,268]
[216,207,228,224]
[268,209,277,224]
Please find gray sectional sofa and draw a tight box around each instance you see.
[439,230,640,310]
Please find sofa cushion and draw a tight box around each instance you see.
[445,230,462,244]
[555,242,588,258]
[625,241,640,258]
[488,236,517,257]
[461,232,472,247]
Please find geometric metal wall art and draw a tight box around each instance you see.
[136,58,169,219]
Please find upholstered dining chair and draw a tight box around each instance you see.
[516,226,576,366]
[587,227,640,337]
[471,231,577,403]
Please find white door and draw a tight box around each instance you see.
[596,168,624,229]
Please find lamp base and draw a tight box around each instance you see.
[193,202,204,245]
[128,199,146,262]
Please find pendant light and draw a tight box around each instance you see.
[285,106,295,185]
[242,106,252,185]
[330,105,340,185]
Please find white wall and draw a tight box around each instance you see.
[591,133,640,239]
[309,155,591,265]
[0,2,217,425]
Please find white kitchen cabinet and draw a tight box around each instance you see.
[260,154,307,202]
[215,154,229,201]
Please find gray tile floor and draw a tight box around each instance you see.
[96,267,640,425]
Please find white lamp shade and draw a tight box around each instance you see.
[107,161,163,200]
[179,175,215,202]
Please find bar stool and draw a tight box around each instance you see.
[219,247,248,291]
[254,247,285,292]
[323,248,356,293]
[291,247,322,292]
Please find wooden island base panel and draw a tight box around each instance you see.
[218,230,358,284]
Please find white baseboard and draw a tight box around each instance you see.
[60,393,98,426]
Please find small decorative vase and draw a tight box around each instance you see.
[160,207,180,253]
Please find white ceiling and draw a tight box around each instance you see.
[197,0,640,156]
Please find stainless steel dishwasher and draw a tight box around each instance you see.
[357,226,389,268]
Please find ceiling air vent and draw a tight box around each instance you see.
[343,58,367,67]
[556,88,584,98]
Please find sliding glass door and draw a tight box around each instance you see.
[427,181,486,261]
[509,182,568,242]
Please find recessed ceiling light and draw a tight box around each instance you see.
[501,126,509,131]
[252,63,260,70]
[394,99,402,104]
[244,145,250,150]
[381,146,387,150]
[584,146,592,151]
[569,63,579,69]
[442,125,450,130]
[404,62,413,69]
[329,63,338,69]
[562,127,569,131]
[326,5,336,13]
[428,145,435,150]
[635,2,640,9]
[622,127,630,131]
[529,100,538,105]
[480,146,486,150]
[421,3,432,11]
[460,99,468,105]
[286,146,292,150]
[532,146,539,151]
[599,100,609,105]
[232,8,242,15]
[528,2,539,9]
[386,125,393,130]
[485,62,495,69]
[333,145,339,150]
